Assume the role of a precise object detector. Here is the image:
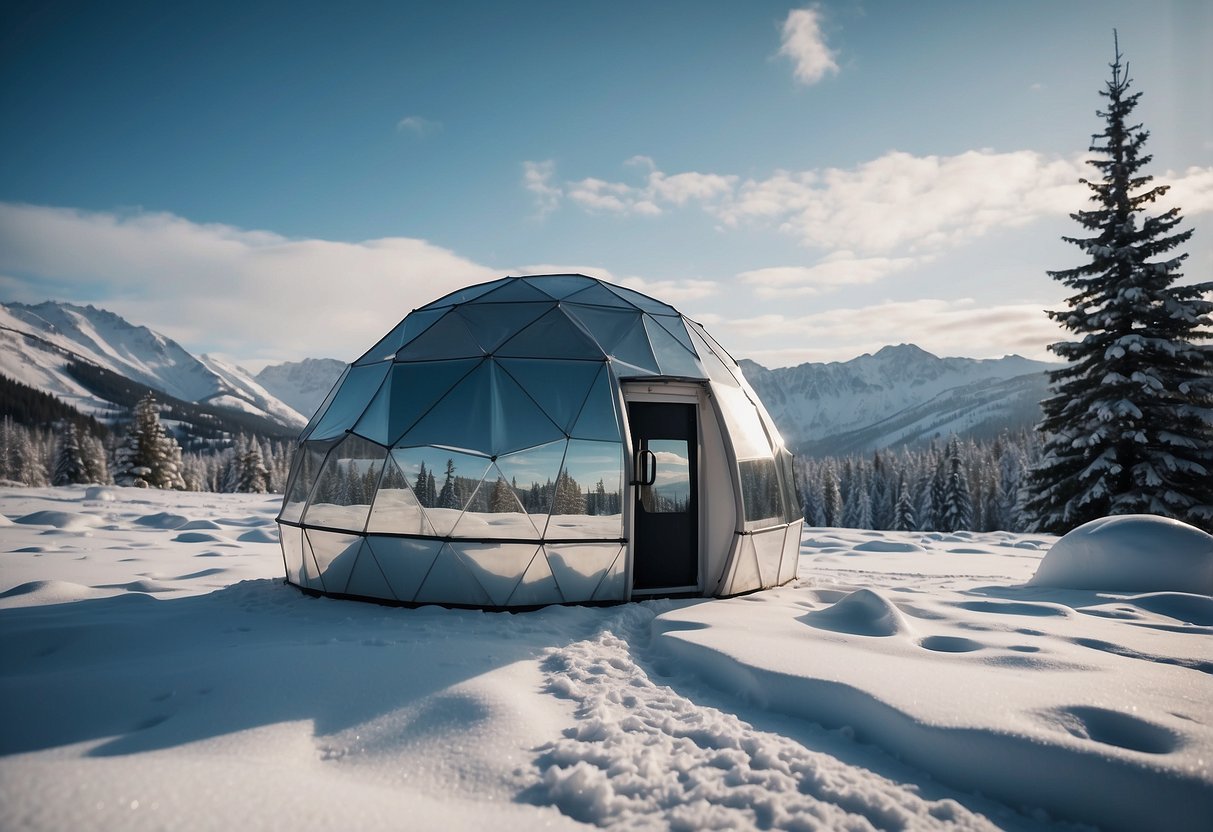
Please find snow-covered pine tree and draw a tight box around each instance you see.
[53,423,88,486]
[437,458,460,509]
[1025,35,1213,533]
[113,393,186,489]
[893,471,916,532]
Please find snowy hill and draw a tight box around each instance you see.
[0,301,306,430]
[741,345,1054,454]
[254,357,346,419]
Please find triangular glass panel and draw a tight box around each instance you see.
[650,314,697,354]
[418,277,510,311]
[607,358,658,379]
[388,446,492,536]
[563,283,637,309]
[487,361,566,455]
[353,358,481,446]
[753,527,785,590]
[397,361,494,455]
[475,278,553,304]
[366,536,443,603]
[395,311,485,362]
[278,524,305,585]
[305,528,364,595]
[563,305,643,353]
[455,302,553,354]
[590,546,627,602]
[778,521,801,586]
[366,456,437,536]
[451,542,540,606]
[728,535,761,594]
[301,531,326,592]
[644,316,707,379]
[301,434,387,533]
[544,543,622,603]
[606,317,659,374]
[449,464,541,540]
[307,362,391,442]
[686,319,739,366]
[603,283,678,315]
[496,358,601,435]
[413,543,492,606]
[496,308,603,360]
[569,365,621,442]
[300,365,349,440]
[279,439,340,523]
[493,440,568,538]
[545,439,624,541]
[522,274,596,299]
[344,538,396,601]
[507,548,563,606]
[687,326,740,388]
[354,308,446,366]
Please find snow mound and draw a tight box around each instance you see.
[14,510,102,530]
[0,579,105,607]
[852,540,925,553]
[134,512,191,529]
[1029,515,1213,594]
[803,589,910,637]
[0,513,11,526]
[237,528,278,543]
[173,531,225,543]
[178,519,223,531]
[83,486,117,501]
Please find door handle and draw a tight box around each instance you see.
[632,448,656,486]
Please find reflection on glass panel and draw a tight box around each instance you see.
[451,542,540,606]
[395,311,484,361]
[449,471,542,540]
[590,546,627,602]
[488,361,566,455]
[563,283,636,309]
[544,439,624,540]
[603,283,678,316]
[308,362,391,441]
[508,548,564,606]
[639,439,691,514]
[497,308,603,360]
[343,539,396,601]
[564,305,643,353]
[355,358,481,446]
[752,527,786,587]
[414,544,492,606]
[300,365,349,439]
[365,536,444,602]
[354,308,445,366]
[739,458,785,530]
[777,449,801,523]
[714,384,772,460]
[279,439,338,523]
[689,328,740,388]
[476,279,553,303]
[418,277,510,310]
[686,319,739,367]
[522,274,596,299]
[305,529,364,595]
[545,543,623,602]
[455,302,552,353]
[365,456,436,536]
[302,435,388,532]
[650,315,697,354]
[608,318,659,374]
[643,317,707,379]
[397,361,493,454]
[388,446,491,537]
[493,440,568,537]
[497,358,601,435]
[278,523,304,585]
[570,365,621,442]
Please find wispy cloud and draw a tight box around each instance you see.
[0,203,496,367]
[738,252,921,297]
[396,115,442,137]
[778,5,839,86]
[522,160,562,217]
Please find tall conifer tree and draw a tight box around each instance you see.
[1026,35,1213,533]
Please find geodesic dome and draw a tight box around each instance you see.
[277,274,801,608]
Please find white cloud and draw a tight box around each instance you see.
[721,298,1067,366]
[522,160,562,217]
[738,252,920,297]
[0,202,498,366]
[778,6,838,86]
[1162,166,1213,215]
[396,115,441,136]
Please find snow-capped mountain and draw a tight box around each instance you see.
[254,358,346,419]
[0,301,306,429]
[741,344,1054,455]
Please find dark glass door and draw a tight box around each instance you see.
[628,401,698,591]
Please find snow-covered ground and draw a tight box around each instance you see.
[1,486,1209,831]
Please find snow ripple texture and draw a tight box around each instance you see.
[530,607,991,831]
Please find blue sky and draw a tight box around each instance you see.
[1,0,1210,370]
